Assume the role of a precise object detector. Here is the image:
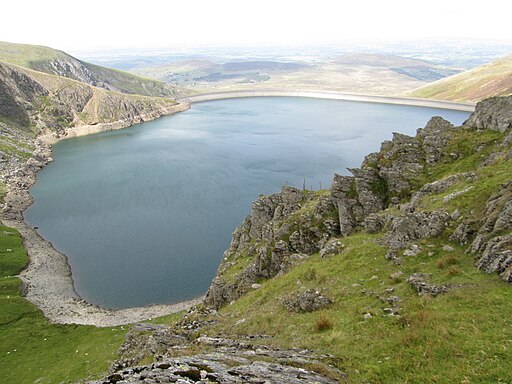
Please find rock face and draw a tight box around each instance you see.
[470,181,512,282]
[205,186,340,309]
[328,115,456,238]
[464,96,512,132]
[331,169,384,236]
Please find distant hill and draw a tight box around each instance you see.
[331,53,460,82]
[0,41,178,98]
[409,54,512,102]
[0,60,180,139]
[331,53,431,67]
[220,61,309,72]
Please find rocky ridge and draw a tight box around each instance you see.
[0,41,178,98]
[88,307,344,384]
[205,96,512,309]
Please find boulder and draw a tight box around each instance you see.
[281,289,333,313]
[407,273,449,296]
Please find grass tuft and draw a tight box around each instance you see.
[436,255,458,269]
[314,315,334,332]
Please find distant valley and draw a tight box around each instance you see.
[77,40,512,100]
[127,53,458,96]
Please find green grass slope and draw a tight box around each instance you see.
[0,226,127,384]
[409,54,512,103]
[192,120,512,382]
[0,41,178,98]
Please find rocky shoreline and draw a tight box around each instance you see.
[0,101,204,327]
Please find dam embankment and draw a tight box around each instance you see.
[179,90,475,112]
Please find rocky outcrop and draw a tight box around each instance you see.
[407,273,449,296]
[89,306,343,384]
[328,115,459,237]
[205,187,340,309]
[90,358,340,384]
[206,95,512,313]
[469,181,512,282]
[464,96,512,132]
[281,289,333,313]
[331,168,385,236]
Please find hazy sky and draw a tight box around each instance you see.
[2,0,512,50]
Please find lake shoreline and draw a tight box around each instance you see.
[0,92,473,327]
[0,101,205,327]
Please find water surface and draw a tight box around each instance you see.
[25,97,470,308]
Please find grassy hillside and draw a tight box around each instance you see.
[0,60,179,137]
[0,226,127,383]
[409,54,512,102]
[0,41,178,98]
[201,127,512,382]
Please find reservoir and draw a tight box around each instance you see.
[24,97,470,309]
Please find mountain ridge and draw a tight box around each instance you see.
[409,54,512,102]
[0,41,179,98]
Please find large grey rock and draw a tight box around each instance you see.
[475,234,512,282]
[319,238,344,257]
[331,174,361,236]
[385,211,451,253]
[330,168,386,237]
[469,181,512,281]
[450,220,478,245]
[407,273,449,296]
[281,289,333,313]
[417,116,455,164]
[464,96,512,132]
[89,358,341,383]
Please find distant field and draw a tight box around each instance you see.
[132,53,462,96]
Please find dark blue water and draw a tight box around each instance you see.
[24,97,470,308]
